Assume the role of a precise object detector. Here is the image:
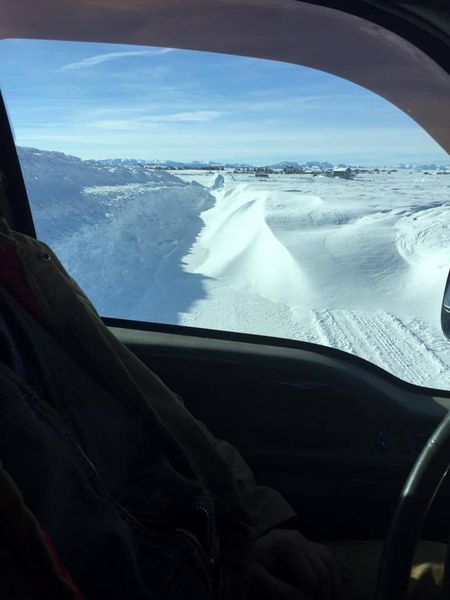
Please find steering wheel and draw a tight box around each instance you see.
[376,411,450,599]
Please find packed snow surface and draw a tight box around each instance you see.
[19,148,450,389]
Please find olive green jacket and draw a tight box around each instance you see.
[0,221,295,599]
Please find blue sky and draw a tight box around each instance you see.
[0,39,448,166]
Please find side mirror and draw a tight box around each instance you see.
[442,271,450,341]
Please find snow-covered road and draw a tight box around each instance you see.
[311,310,448,387]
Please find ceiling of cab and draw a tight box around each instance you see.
[1,0,449,151]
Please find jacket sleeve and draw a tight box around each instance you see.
[194,419,297,537]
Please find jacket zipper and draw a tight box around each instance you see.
[68,429,220,595]
[173,504,215,565]
[174,527,205,553]
[194,504,215,566]
[65,423,217,566]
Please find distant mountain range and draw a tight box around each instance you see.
[98,158,450,170]
[397,163,450,170]
[268,160,334,169]
[19,148,449,171]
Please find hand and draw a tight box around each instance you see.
[247,528,341,600]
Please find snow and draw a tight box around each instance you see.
[177,171,450,389]
[210,174,225,190]
[183,183,311,306]
[17,147,184,244]
[18,148,450,390]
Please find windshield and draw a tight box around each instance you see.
[1,39,449,390]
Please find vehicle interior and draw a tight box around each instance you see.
[0,1,449,598]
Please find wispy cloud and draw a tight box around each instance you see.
[144,111,222,123]
[59,48,175,71]
[92,111,223,130]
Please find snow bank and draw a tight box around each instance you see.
[18,148,215,321]
[55,184,214,319]
[18,147,183,243]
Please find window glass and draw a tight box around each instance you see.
[1,39,449,389]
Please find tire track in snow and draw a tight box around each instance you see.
[311,309,449,386]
